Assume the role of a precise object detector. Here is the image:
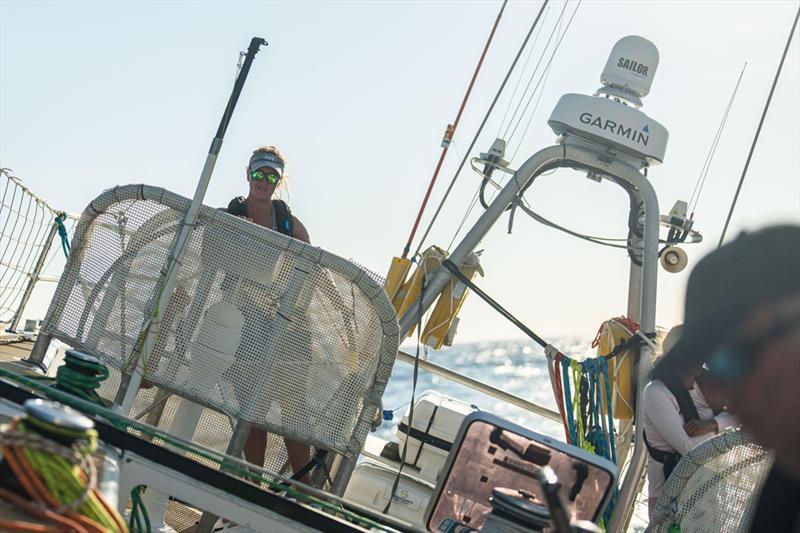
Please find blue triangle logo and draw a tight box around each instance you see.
[642,124,650,133]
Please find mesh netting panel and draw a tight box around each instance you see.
[0,169,75,325]
[41,185,399,457]
[98,367,293,476]
[646,428,772,533]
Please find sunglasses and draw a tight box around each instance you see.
[706,318,798,382]
[250,169,281,185]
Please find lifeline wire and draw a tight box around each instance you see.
[718,5,799,248]
[414,0,551,258]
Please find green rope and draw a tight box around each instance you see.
[129,485,151,533]
[15,418,125,532]
[55,212,71,258]
[54,351,110,405]
[0,367,394,532]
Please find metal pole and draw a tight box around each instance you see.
[607,170,659,533]
[117,38,267,414]
[8,221,59,332]
[398,145,567,336]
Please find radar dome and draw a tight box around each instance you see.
[599,36,659,106]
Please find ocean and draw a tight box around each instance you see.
[377,336,595,442]
[375,336,651,531]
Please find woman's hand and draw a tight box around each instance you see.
[684,419,718,437]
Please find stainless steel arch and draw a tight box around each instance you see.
[398,142,660,532]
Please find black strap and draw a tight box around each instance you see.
[271,199,293,236]
[643,379,699,480]
[225,196,248,217]
[643,430,681,480]
[290,449,331,484]
[660,376,700,423]
[224,197,293,237]
[398,404,450,467]
[441,258,548,348]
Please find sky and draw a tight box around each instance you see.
[2,0,798,344]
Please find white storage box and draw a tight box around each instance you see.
[343,461,434,527]
[397,390,475,483]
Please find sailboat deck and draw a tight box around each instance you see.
[0,338,35,364]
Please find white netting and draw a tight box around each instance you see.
[0,169,75,327]
[40,184,399,458]
[646,427,772,533]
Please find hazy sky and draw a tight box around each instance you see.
[2,0,798,344]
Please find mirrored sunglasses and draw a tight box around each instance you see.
[250,169,281,185]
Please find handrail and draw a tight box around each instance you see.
[396,349,562,423]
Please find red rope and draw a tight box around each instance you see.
[553,352,571,443]
[401,0,508,258]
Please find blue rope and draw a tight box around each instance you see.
[55,213,70,258]
[583,359,606,458]
[561,355,578,444]
[600,357,617,464]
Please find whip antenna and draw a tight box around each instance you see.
[718,7,799,247]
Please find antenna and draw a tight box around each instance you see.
[597,35,660,108]
[547,35,668,168]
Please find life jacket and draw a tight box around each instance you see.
[644,376,700,480]
[225,197,294,237]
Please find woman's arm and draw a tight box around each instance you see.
[644,382,714,455]
[292,216,310,244]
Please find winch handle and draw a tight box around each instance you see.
[537,466,572,533]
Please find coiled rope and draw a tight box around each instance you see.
[54,352,109,405]
[0,416,127,533]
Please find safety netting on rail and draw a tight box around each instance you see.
[37,184,399,467]
[0,169,76,330]
[646,427,772,533]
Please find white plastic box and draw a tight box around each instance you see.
[397,390,475,483]
[343,461,434,527]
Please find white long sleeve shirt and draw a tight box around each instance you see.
[642,379,738,500]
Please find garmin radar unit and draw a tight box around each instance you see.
[548,35,668,167]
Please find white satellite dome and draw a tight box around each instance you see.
[599,35,660,107]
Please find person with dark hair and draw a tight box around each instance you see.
[642,325,736,515]
[654,225,800,533]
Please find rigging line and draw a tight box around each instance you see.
[507,0,582,144]
[688,63,747,217]
[400,0,509,259]
[446,181,484,252]
[497,5,552,138]
[511,56,554,161]
[501,1,570,142]
[413,0,551,258]
[719,6,799,248]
